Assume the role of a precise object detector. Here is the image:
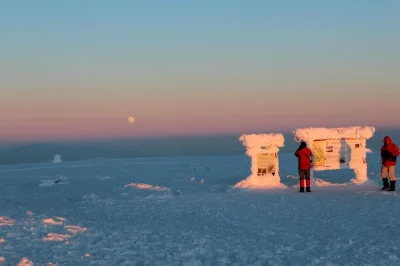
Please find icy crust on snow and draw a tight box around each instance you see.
[293,126,375,142]
[0,212,87,265]
[0,154,400,265]
[239,133,284,156]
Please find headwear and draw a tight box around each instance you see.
[384,136,392,144]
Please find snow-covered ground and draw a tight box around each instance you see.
[0,152,399,265]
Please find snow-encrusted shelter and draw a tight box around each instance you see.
[234,133,286,189]
[293,126,375,184]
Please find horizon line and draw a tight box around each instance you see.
[1,126,399,146]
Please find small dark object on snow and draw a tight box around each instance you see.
[54,179,61,183]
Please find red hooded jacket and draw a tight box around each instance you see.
[295,147,313,170]
[381,136,399,167]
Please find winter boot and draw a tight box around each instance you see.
[388,180,396,191]
[306,179,311,192]
[299,179,304,192]
[381,178,390,190]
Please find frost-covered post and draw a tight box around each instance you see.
[52,154,62,164]
[234,133,286,189]
[293,126,375,185]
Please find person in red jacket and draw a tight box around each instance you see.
[295,141,313,192]
[381,136,399,191]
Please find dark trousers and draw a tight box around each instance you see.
[299,169,310,180]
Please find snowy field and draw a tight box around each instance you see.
[0,152,400,265]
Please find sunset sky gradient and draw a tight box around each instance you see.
[1,0,399,142]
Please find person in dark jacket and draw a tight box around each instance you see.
[294,141,313,192]
[381,136,399,191]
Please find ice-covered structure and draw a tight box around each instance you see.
[234,133,286,189]
[52,154,62,164]
[293,126,375,184]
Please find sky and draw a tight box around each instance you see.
[1,0,399,142]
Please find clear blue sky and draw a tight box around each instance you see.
[1,0,399,141]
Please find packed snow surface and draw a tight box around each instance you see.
[0,152,399,265]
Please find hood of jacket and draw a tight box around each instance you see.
[384,136,392,144]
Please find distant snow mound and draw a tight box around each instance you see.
[52,154,62,164]
[99,176,113,180]
[16,257,34,266]
[39,175,68,187]
[42,232,71,242]
[65,225,87,235]
[0,216,16,226]
[42,217,65,225]
[125,183,170,191]
[293,126,375,142]
[314,178,347,187]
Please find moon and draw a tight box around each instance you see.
[128,117,135,123]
